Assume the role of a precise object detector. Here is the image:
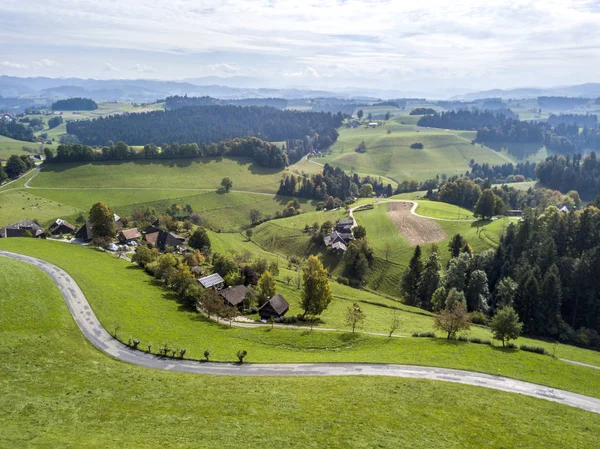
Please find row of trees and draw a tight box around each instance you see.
[66,105,343,148]
[278,163,393,201]
[43,137,289,168]
[0,119,34,141]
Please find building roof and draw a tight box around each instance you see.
[332,241,347,252]
[259,294,290,316]
[143,229,184,250]
[199,273,225,288]
[324,231,347,246]
[120,228,142,240]
[144,231,160,246]
[0,219,45,238]
[337,219,354,226]
[190,266,205,275]
[49,218,76,233]
[219,285,248,307]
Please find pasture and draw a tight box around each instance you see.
[3,257,599,448]
[2,239,600,399]
[320,115,513,183]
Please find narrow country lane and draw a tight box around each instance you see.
[1,250,600,415]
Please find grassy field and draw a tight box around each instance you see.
[2,239,600,399]
[0,157,311,231]
[319,116,513,182]
[3,256,600,448]
[0,135,52,160]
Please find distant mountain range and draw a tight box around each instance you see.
[1,76,599,106]
[452,83,600,101]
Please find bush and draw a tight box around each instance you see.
[468,337,491,345]
[470,311,488,325]
[506,342,517,349]
[236,350,248,363]
[520,344,549,356]
[410,142,424,150]
[336,276,349,285]
[412,331,436,338]
[276,316,298,324]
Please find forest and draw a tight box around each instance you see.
[165,95,288,110]
[538,96,590,109]
[547,114,598,128]
[66,105,343,147]
[51,97,98,111]
[536,153,600,199]
[0,119,34,141]
[417,110,511,130]
[44,137,289,168]
[402,204,600,349]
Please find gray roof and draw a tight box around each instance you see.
[259,294,290,316]
[337,219,354,226]
[199,273,225,288]
[332,241,347,252]
[0,219,45,238]
[219,285,248,306]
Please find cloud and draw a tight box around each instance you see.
[208,63,240,73]
[32,58,58,69]
[104,62,119,72]
[129,63,157,73]
[281,66,320,78]
[0,60,27,69]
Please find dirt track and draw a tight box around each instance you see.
[386,202,447,245]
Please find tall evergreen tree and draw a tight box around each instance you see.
[539,264,562,336]
[418,246,441,310]
[401,246,422,306]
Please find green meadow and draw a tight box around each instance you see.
[319,115,513,182]
[3,256,600,448]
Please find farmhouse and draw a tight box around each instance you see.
[331,240,347,254]
[219,285,249,311]
[118,228,142,245]
[259,294,290,320]
[367,122,378,128]
[199,273,225,290]
[75,214,122,241]
[0,219,45,238]
[143,229,185,251]
[323,218,354,253]
[48,218,76,235]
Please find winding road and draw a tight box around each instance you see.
[2,249,600,415]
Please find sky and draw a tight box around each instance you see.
[1,0,599,92]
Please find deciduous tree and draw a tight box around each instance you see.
[434,300,471,339]
[490,306,523,346]
[301,256,333,317]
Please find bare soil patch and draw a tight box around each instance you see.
[386,202,447,245]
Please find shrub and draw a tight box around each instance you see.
[336,276,349,285]
[470,311,488,325]
[236,350,248,363]
[204,350,210,361]
[179,348,186,358]
[506,342,517,349]
[468,337,491,345]
[410,142,424,150]
[412,331,436,338]
[520,344,549,356]
[276,316,298,324]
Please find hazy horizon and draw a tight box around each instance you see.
[1,1,600,92]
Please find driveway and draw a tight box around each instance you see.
[1,249,599,415]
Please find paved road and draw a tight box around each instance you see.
[2,249,600,415]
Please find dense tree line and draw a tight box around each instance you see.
[373,99,407,108]
[544,124,600,153]
[536,153,600,199]
[410,108,436,115]
[165,95,288,110]
[66,105,343,148]
[465,160,537,183]
[44,137,289,168]
[476,119,543,143]
[401,205,600,348]
[52,98,98,111]
[0,119,34,141]
[278,163,393,201]
[417,110,509,131]
[537,96,590,109]
[547,114,597,128]
[48,116,64,129]
[284,128,339,163]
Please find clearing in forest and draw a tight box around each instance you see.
[386,202,446,245]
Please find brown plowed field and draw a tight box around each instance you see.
[386,202,447,245]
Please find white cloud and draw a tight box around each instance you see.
[129,63,157,73]
[0,60,27,69]
[208,63,240,73]
[281,66,320,78]
[32,58,58,69]
[104,62,119,71]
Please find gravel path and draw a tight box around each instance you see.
[2,249,600,415]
